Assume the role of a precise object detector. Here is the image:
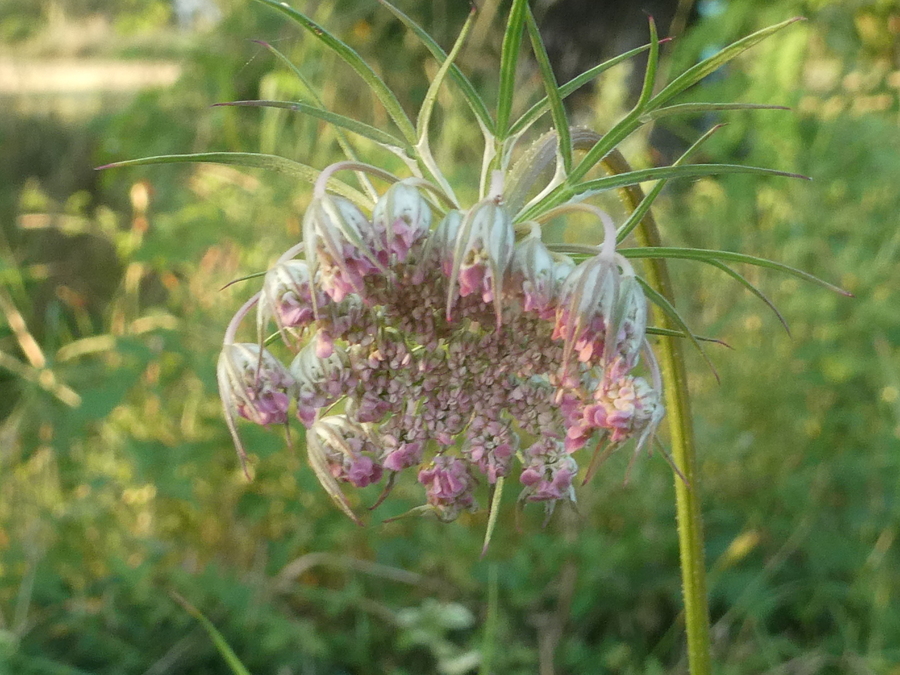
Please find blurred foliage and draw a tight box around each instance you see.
[0,0,899,674]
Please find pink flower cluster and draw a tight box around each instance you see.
[218,173,664,522]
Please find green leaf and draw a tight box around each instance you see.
[646,326,731,348]
[172,594,253,675]
[525,8,571,173]
[704,259,791,334]
[566,18,801,186]
[635,17,660,113]
[252,40,378,200]
[616,124,725,243]
[251,0,416,144]
[619,246,851,296]
[574,163,808,198]
[377,0,494,132]
[496,0,529,138]
[642,102,790,121]
[215,100,409,149]
[649,17,805,109]
[417,7,476,143]
[637,277,720,381]
[568,20,659,185]
[97,153,373,208]
[509,42,658,136]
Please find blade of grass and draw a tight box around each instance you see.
[251,0,416,144]
[97,153,372,208]
[214,100,410,149]
[525,7,571,173]
[0,350,81,407]
[496,0,529,138]
[620,246,851,296]
[377,0,494,132]
[171,594,253,675]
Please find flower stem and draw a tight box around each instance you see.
[602,150,712,674]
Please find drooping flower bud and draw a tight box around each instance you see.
[290,340,355,427]
[309,415,384,488]
[609,261,648,369]
[417,455,478,522]
[509,228,573,321]
[257,259,324,343]
[371,180,431,265]
[303,194,383,304]
[413,209,462,284]
[553,253,621,366]
[446,193,515,324]
[217,343,294,427]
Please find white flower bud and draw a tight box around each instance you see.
[303,194,383,303]
[257,259,322,342]
[217,343,294,427]
[612,271,648,368]
[413,209,462,284]
[509,230,570,320]
[372,181,431,264]
[447,196,514,323]
[553,253,621,365]
[289,340,354,427]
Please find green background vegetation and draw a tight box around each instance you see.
[1,1,898,673]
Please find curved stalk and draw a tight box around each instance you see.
[601,149,712,674]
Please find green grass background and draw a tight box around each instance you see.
[1,1,898,673]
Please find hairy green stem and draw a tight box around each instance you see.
[602,151,712,674]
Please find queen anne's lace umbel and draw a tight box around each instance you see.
[218,167,664,522]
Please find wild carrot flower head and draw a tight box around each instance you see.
[218,160,664,523]
[185,3,839,535]
[202,0,812,529]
